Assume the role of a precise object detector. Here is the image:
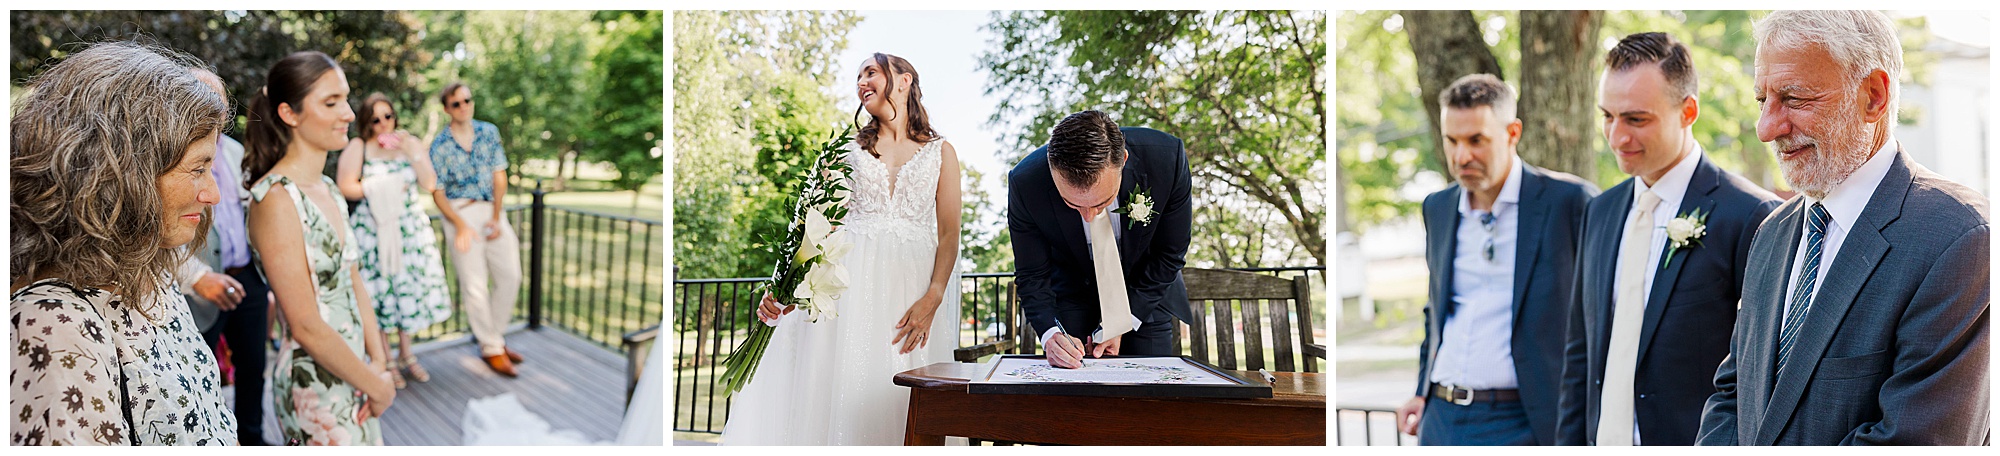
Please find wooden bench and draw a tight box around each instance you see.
[953,268,1324,373]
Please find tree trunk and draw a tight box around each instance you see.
[553,149,571,191]
[691,293,717,367]
[1517,11,1604,182]
[1404,10,1505,180]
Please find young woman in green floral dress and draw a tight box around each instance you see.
[243,51,394,446]
[336,93,452,388]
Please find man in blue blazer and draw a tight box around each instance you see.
[1394,74,1599,445]
[1556,32,1781,446]
[1696,11,1989,445]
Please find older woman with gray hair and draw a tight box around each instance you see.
[10,42,238,445]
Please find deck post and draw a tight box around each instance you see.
[528,179,546,330]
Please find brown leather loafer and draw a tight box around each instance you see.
[483,354,519,377]
[504,346,524,364]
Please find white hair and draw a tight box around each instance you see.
[1754,10,1903,125]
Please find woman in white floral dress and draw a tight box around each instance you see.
[337,92,452,388]
[10,42,237,445]
[243,51,395,446]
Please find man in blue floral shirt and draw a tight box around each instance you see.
[429,81,525,377]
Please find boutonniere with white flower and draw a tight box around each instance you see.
[1661,208,1709,269]
[1111,186,1155,229]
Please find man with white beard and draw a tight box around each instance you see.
[1694,10,1989,446]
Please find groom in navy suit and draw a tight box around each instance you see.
[1008,110,1193,368]
[1556,32,1780,446]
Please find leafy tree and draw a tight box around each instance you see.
[11,10,435,152]
[583,10,665,200]
[982,10,1326,267]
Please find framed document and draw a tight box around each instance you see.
[967,355,1273,399]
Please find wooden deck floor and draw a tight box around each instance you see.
[235,327,629,445]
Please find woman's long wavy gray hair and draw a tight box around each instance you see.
[10,41,230,310]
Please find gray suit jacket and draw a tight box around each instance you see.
[1695,148,1990,445]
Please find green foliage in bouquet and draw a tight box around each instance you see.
[719,125,856,394]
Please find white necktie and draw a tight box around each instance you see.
[1088,212,1135,342]
[1597,190,1660,446]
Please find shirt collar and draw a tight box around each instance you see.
[1458,155,1525,216]
[1633,143,1703,211]
[1807,137,1899,233]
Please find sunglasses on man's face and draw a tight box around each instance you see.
[449,98,475,109]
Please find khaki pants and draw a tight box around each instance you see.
[443,199,523,356]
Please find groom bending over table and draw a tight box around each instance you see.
[1008,110,1193,368]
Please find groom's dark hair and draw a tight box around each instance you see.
[1047,110,1126,188]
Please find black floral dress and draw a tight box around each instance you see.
[10,278,237,445]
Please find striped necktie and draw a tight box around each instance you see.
[1776,203,1831,373]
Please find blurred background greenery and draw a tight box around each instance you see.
[11,10,664,218]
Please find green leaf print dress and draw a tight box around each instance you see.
[251,174,382,446]
[352,155,451,331]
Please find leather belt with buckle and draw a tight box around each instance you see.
[1432,383,1521,405]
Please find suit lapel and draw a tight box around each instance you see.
[1591,181,1636,354]
[1636,157,1719,363]
[1739,199,1802,444]
[1054,189,1090,267]
[1117,155,1146,263]
[1511,165,1548,325]
[1754,151,1909,445]
[1431,189,1463,319]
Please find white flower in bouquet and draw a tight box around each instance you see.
[794,261,849,321]
[794,210,834,263]
[819,229,854,263]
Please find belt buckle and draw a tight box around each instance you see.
[1448,385,1474,406]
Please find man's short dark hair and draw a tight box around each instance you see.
[1439,73,1516,120]
[438,81,468,106]
[1605,32,1699,102]
[1047,110,1126,188]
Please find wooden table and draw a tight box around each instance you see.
[894,361,1326,445]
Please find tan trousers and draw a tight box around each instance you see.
[443,200,523,356]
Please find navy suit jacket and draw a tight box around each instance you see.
[1557,155,1780,445]
[1008,127,1194,341]
[1417,162,1598,446]
[1696,149,1990,445]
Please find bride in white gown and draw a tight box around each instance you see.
[720,52,964,446]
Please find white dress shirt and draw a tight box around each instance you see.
[1042,197,1142,345]
[1606,146,1701,444]
[1432,156,1525,390]
[1783,138,1899,327]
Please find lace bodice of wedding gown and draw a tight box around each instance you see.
[842,139,942,241]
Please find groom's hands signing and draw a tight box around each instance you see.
[1089,334,1122,358]
[1046,333,1087,369]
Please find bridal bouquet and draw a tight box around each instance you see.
[720,125,856,394]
